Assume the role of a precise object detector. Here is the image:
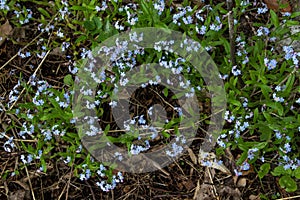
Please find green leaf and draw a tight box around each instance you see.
[258,124,272,141]
[103,19,110,33]
[92,16,103,29]
[294,167,300,179]
[140,0,150,16]
[258,84,272,99]
[283,74,295,97]
[154,21,169,29]
[38,8,51,18]
[40,112,60,120]
[253,142,267,150]
[291,12,300,19]
[270,10,279,28]
[258,163,270,179]
[219,36,230,54]
[253,108,259,123]
[40,158,47,172]
[279,175,297,192]
[163,87,168,97]
[262,112,272,123]
[84,20,96,31]
[266,102,284,116]
[272,166,290,176]
[63,74,73,86]
[236,151,247,165]
[104,124,111,134]
[161,130,170,138]
[75,35,87,44]
[70,5,87,11]
[228,99,241,107]
[67,22,77,30]
[286,20,300,26]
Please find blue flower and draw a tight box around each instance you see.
[234,169,242,176]
[166,142,183,157]
[231,65,241,76]
[247,148,258,160]
[3,137,14,152]
[284,163,291,170]
[257,7,268,14]
[257,27,270,36]
[272,93,284,103]
[154,0,165,15]
[240,161,250,171]
[196,25,206,35]
[284,143,291,153]
[138,115,146,125]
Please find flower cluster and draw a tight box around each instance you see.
[264,57,277,70]
[19,122,35,138]
[38,24,55,34]
[256,26,270,36]
[231,65,241,76]
[124,4,139,26]
[222,110,251,141]
[247,148,259,160]
[58,0,70,20]
[209,16,222,32]
[281,155,300,170]
[32,80,52,106]
[17,49,31,59]
[234,161,250,176]
[8,80,21,108]
[20,154,33,164]
[3,137,14,152]
[236,36,249,65]
[282,45,300,66]
[0,0,9,10]
[257,2,268,15]
[195,7,209,35]
[96,164,124,192]
[130,140,150,155]
[154,0,165,15]
[166,136,186,157]
[95,1,108,12]
[199,151,224,169]
[13,6,33,24]
[79,165,91,181]
[272,92,284,103]
[172,6,193,26]
[273,129,300,170]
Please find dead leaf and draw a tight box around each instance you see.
[195,184,215,200]
[187,147,197,164]
[123,185,132,193]
[237,178,247,187]
[263,0,292,12]
[194,168,217,200]
[193,180,201,200]
[233,175,238,185]
[249,194,261,200]
[50,47,65,56]
[12,180,30,191]
[0,20,13,46]
[182,179,195,191]
[8,190,25,200]
[242,163,255,176]
[219,186,241,200]
[12,27,26,40]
